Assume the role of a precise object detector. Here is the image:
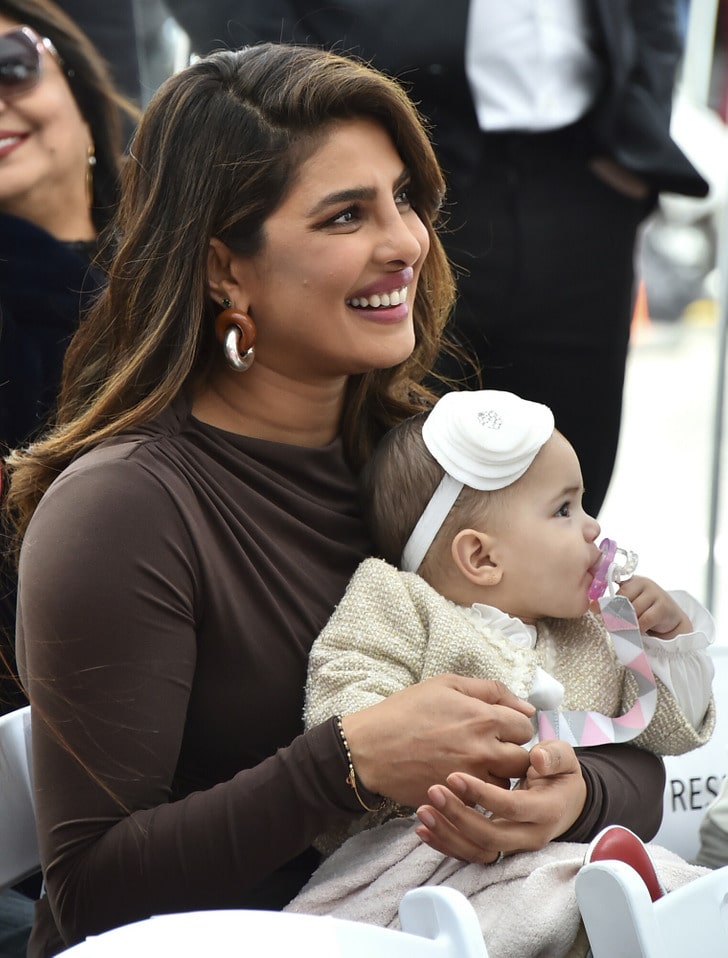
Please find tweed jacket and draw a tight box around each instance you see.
[305,558,715,758]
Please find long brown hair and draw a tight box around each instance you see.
[6,42,456,546]
[0,0,137,231]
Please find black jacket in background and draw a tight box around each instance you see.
[0,213,103,454]
[0,212,104,713]
[166,0,707,200]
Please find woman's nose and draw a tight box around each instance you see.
[378,209,429,267]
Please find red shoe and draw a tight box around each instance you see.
[584,825,666,902]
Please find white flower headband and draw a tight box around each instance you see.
[400,390,555,572]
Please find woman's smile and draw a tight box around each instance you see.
[346,265,413,324]
[0,129,27,158]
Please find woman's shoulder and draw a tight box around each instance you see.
[29,401,201,531]
[29,434,187,540]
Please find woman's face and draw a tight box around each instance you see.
[223,116,431,381]
[0,15,92,230]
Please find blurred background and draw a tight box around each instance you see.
[598,0,728,640]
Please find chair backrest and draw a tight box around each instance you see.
[57,886,489,957]
[576,859,728,957]
[0,705,40,892]
[653,644,728,861]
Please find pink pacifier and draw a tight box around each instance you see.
[588,537,639,601]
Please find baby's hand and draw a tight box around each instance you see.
[617,575,692,640]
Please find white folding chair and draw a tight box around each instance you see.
[0,705,40,892]
[576,859,728,957]
[58,886,489,957]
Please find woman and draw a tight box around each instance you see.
[5,44,666,957]
[0,0,135,451]
[0,0,136,710]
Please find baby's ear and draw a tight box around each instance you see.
[451,529,503,586]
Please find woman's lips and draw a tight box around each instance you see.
[347,265,414,302]
[0,133,28,159]
[346,284,410,324]
[346,284,408,309]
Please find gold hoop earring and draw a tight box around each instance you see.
[215,305,256,372]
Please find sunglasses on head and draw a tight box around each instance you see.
[0,25,61,100]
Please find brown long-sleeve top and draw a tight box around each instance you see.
[15,392,666,956]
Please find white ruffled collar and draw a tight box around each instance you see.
[456,602,538,650]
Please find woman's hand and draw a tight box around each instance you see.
[413,740,587,863]
[341,674,536,809]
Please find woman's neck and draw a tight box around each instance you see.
[192,363,348,447]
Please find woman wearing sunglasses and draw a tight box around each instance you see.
[0,0,136,704]
[0,0,135,454]
[0,4,134,953]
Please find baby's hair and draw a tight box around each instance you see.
[362,413,508,579]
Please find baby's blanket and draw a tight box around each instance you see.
[285,816,708,958]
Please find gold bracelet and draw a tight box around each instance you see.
[335,715,384,813]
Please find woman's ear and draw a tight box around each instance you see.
[207,237,250,306]
[451,529,503,587]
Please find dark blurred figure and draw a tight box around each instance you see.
[55,0,141,102]
[0,0,137,716]
[172,1,709,517]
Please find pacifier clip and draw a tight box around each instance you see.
[537,539,657,746]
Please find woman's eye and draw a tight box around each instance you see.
[330,207,358,226]
[0,61,32,81]
[395,185,413,209]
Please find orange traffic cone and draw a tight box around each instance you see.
[630,279,651,343]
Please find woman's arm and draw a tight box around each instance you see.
[17,453,366,946]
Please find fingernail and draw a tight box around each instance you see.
[417,808,436,829]
[539,747,553,771]
[428,785,447,808]
[448,774,467,795]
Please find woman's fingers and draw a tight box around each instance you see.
[414,743,588,862]
[415,784,505,863]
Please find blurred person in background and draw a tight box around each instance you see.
[0,5,134,949]
[55,0,141,103]
[0,0,136,712]
[697,776,728,868]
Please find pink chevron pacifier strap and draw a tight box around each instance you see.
[537,539,657,746]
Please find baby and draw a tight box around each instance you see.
[305,389,715,842]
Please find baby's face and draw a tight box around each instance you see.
[486,434,603,623]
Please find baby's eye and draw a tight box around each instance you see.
[556,501,571,517]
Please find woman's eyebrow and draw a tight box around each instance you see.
[307,186,376,218]
[306,168,411,218]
